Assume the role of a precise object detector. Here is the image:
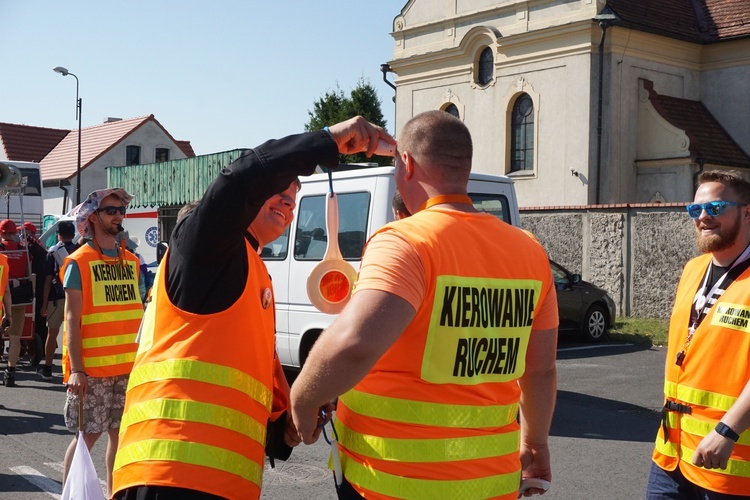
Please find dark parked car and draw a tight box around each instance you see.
[551,260,616,341]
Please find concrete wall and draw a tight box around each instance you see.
[521,204,700,319]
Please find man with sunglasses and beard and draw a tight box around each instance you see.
[648,170,750,499]
[60,188,145,499]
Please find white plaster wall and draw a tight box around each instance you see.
[701,65,750,156]
[603,37,702,204]
[394,48,594,207]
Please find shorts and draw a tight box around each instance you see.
[6,305,26,337]
[64,374,128,434]
[46,299,65,329]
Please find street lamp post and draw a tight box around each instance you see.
[53,66,82,205]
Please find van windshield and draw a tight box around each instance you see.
[469,193,510,223]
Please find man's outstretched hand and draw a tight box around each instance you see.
[328,116,396,157]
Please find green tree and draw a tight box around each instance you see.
[305,78,390,166]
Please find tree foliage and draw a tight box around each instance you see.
[305,78,390,166]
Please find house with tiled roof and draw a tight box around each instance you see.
[388,0,750,205]
[0,115,194,214]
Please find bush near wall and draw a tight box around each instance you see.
[520,203,699,319]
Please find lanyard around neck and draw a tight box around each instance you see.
[417,194,473,212]
[693,244,750,321]
[92,238,123,266]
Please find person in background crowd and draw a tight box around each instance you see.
[112,116,393,500]
[0,250,14,386]
[0,219,29,387]
[61,188,143,498]
[648,170,750,499]
[391,189,411,220]
[291,111,559,499]
[18,222,48,367]
[39,221,79,381]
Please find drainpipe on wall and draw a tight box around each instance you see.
[59,180,69,214]
[381,63,397,134]
[593,6,620,205]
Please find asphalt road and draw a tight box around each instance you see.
[0,335,667,499]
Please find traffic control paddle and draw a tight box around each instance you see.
[307,172,358,314]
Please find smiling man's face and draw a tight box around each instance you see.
[248,181,298,247]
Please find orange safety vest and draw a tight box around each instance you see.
[61,244,142,382]
[0,253,9,305]
[112,243,282,500]
[653,253,750,495]
[336,209,554,500]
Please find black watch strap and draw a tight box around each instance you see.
[715,422,740,442]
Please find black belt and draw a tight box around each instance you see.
[664,400,692,414]
[661,400,692,443]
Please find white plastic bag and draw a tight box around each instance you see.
[60,431,106,500]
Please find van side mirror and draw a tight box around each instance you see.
[571,274,582,284]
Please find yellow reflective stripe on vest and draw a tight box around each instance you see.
[682,415,750,446]
[341,452,519,499]
[336,419,519,462]
[120,398,266,446]
[82,333,137,349]
[114,439,263,487]
[664,381,737,412]
[82,308,144,326]
[84,352,136,368]
[660,411,750,447]
[680,446,750,478]
[128,359,272,411]
[655,436,678,458]
[340,389,518,428]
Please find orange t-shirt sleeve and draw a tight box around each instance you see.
[353,230,425,311]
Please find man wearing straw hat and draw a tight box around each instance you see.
[60,188,144,498]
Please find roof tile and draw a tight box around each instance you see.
[0,123,69,162]
[608,0,750,43]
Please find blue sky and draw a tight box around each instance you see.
[0,1,402,155]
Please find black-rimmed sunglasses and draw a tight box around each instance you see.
[685,200,746,219]
[97,205,127,216]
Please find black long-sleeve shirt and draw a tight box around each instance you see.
[167,129,339,313]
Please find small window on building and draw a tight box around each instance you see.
[126,145,141,166]
[155,148,170,163]
[476,47,494,86]
[444,104,460,119]
[510,94,534,172]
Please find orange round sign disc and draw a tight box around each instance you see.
[319,269,351,303]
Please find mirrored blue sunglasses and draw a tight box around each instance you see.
[686,200,746,219]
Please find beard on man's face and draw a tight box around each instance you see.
[695,212,741,254]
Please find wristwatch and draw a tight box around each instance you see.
[715,422,740,442]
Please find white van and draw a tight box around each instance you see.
[262,166,521,370]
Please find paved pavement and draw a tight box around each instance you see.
[0,336,667,499]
